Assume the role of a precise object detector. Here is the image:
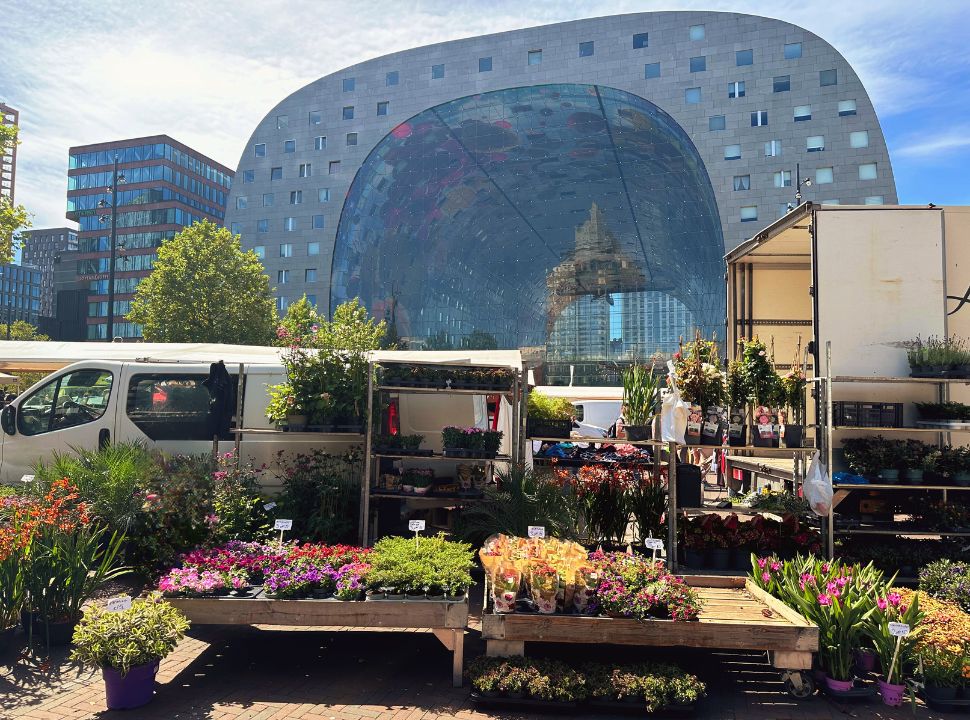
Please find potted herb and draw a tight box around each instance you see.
[937,446,970,486]
[407,469,435,496]
[526,391,575,439]
[779,366,807,448]
[70,594,189,710]
[621,363,662,441]
[915,401,970,424]
[907,335,970,378]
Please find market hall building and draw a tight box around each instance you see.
[225,11,896,383]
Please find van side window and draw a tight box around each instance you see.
[126,374,221,441]
[18,369,113,436]
[573,404,584,422]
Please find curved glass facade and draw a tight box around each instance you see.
[331,84,725,382]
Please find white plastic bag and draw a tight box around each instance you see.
[803,451,833,516]
[661,361,689,443]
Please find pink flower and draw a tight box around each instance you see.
[877,597,887,611]
[887,592,901,607]
[821,563,830,573]
[770,561,781,572]
[817,593,832,606]
[145,493,159,501]
[761,572,771,583]
[899,605,908,615]
[757,557,768,569]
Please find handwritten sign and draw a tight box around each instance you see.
[106,596,132,613]
[888,622,910,637]
[408,519,426,532]
[644,538,664,551]
[274,519,293,531]
[263,502,277,511]
[20,474,34,484]
[527,526,546,539]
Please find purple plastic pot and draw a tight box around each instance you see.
[824,676,854,693]
[855,648,877,673]
[877,677,905,707]
[103,661,159,710]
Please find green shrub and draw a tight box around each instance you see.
[367,534,473,595]
[274,448,362,543]
[527,392,575,421]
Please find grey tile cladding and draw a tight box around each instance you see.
[224,10,896,313]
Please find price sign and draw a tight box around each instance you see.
[263,502,277,511]
[274,519,293,531]
[888,622,910,637]
[408,520,426,532]
[20,474,34,484]
[644,538,664,550]
[527,526,546,539]
[106,596,132,613]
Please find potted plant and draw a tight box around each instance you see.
[734,338,781,448]
[938,445,970,486]
[399,434,426,455]
[621,363,662,441]
[779,364,807,448]
[70,594,189,710]
[902,440,931,484]
[673,335,726,445]
[866,591,922,707]
[408,469,435,496]
[907,335,970,378]
[266,382,306,430]
[526,391,575,439]
[726,360,749,447]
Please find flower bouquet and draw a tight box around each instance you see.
[529,561,559,614]
[493,565,522,613]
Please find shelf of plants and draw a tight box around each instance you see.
[361,359,523,546]
[478,535,818,689]
[158,535,474,687]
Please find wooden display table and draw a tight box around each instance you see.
[168,591,468,687]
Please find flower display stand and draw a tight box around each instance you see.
[168,592,468,687]
[482,577,819,697]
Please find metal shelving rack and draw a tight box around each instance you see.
[821,341,970,557]
[360,359,523,546]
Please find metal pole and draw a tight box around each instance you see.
[106,156,119,341]
[666,440,678,572]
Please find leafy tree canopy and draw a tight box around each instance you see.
[0,125,31,265]
[2,320,49,341]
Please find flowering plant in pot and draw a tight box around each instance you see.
[866,591,923,706]
[673,335,726,444]
[70,594,189,711]
[528,561,559,614]
[901,590,970,702]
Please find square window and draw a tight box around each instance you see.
[314,135,327,150]
[528,50,542,65]
[329,161,340,174]
[243,169,254,183]
[794,105,812,121]
[859,162,878,180]
[838,99,857,116]
[644,62,661,79]
[431,63,445,79]
[253,245,265,259]
[299,163,311,178]
[751,110,768,126]
[689,24,705,40]
[254,143,266,157]
[283,217,296,232]
[690,56,706,72]
[230,222,241,235]
[278,270,289,284]
[277,296,289,312]
[733,175,751,191]
[864,195,884,205]
[736,49,753,66]
[342,106,354,120]
[709,115,726,131]
[724,144,742,160]
[820,69,838,86]
[236,196,248,210]
[342,78,355,92]
[276,115,288,129]
[784,42,802,59]
[740,206,758,222]
[271,167,283,181]
[849,131,869,149]
[579,41,594,57]
[312,214,325,229]
[308,242,320,256]
[262,193,274,206]
[773,75,790,93]
[479,56,492,72]
[377,101,389,116]
[309,110,322,125]
[816,167,834,184]
[257,219,269,233]
[283,139,295,153]
[728,81,745,98]
[807,135,825,152]
[386,71,399,86]
[306,268,317,282]
[685,87,702,104]
[290,190,302,204]
[774,170,792,187]
[319,188,330,202]
[346,132,358,146]
[280,243,293,258]
[633,32,648,49]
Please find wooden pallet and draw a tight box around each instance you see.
[168,592,468,687]
[482,578,817,670]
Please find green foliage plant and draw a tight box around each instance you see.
[673,334,725,408]
[527,392,575,421]
[622,363,662,426]
[366,534,473,596]
[274,448,362,543]
[907,335,970,371]
[735,337,780,407]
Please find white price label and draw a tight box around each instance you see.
[644,538,664,550]
[888,622,910,637]
[263,502,277,511]
[19,474,34,484]
[106,596,132,613]
[408,519,426,532]
[527,526,546,539]
[274,519,293,531]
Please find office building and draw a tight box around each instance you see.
[21,227,77,318]
[0,262,42,328]
[0,103,18,202]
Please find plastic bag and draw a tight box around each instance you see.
[660,360,689,443]
[803,451,833,516]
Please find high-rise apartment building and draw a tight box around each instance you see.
[21,227,77,318]
[0,103,18,202]
[0,262,42,327]
[65,135,233,339]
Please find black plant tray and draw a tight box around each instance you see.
[443,449,499,459]
[921,692,970,710]
[374,447,433,456]
[588,699,698,716]
[911,370,970,379]
[821,682,877,700]
[470,693,579,712]
[469,694,697,716]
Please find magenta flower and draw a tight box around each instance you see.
[757,557,768,569]
[770,561,781,572]
[877,597,888,611]
[817,593,833,606]
[761,572,771,583]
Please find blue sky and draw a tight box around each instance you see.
[3,0,969,230]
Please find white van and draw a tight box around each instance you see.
[531,385,622,437]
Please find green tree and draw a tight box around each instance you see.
[317,298,387,352]
[0,124,31,265]
[276,295,323,346]
[1,320,49,341]
[127,220,277,344]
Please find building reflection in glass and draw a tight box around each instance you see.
[331,84,725,383]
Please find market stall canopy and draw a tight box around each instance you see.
[532,385,623,400]
[0,342,287,372]
[724,201,813,266]
[369,350,522,369]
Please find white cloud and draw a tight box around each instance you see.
[895,127,970,159]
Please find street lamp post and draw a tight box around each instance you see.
[98,157,125,341]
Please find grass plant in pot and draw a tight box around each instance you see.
[726,360,748,447]
[526,391,575,439]
[622,362,662,442]
[907,335,970,378]
[70,594,189,711]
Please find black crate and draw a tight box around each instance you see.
[833,401,903,428]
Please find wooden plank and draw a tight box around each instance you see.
[168,597,468,629]
[681,575,746,588]
[744,579,813,628]
[486,640,525,657]
[770,650,814,670]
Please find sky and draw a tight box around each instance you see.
[3,0,970,232]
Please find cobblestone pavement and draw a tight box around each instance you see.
[2,622,967,720]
